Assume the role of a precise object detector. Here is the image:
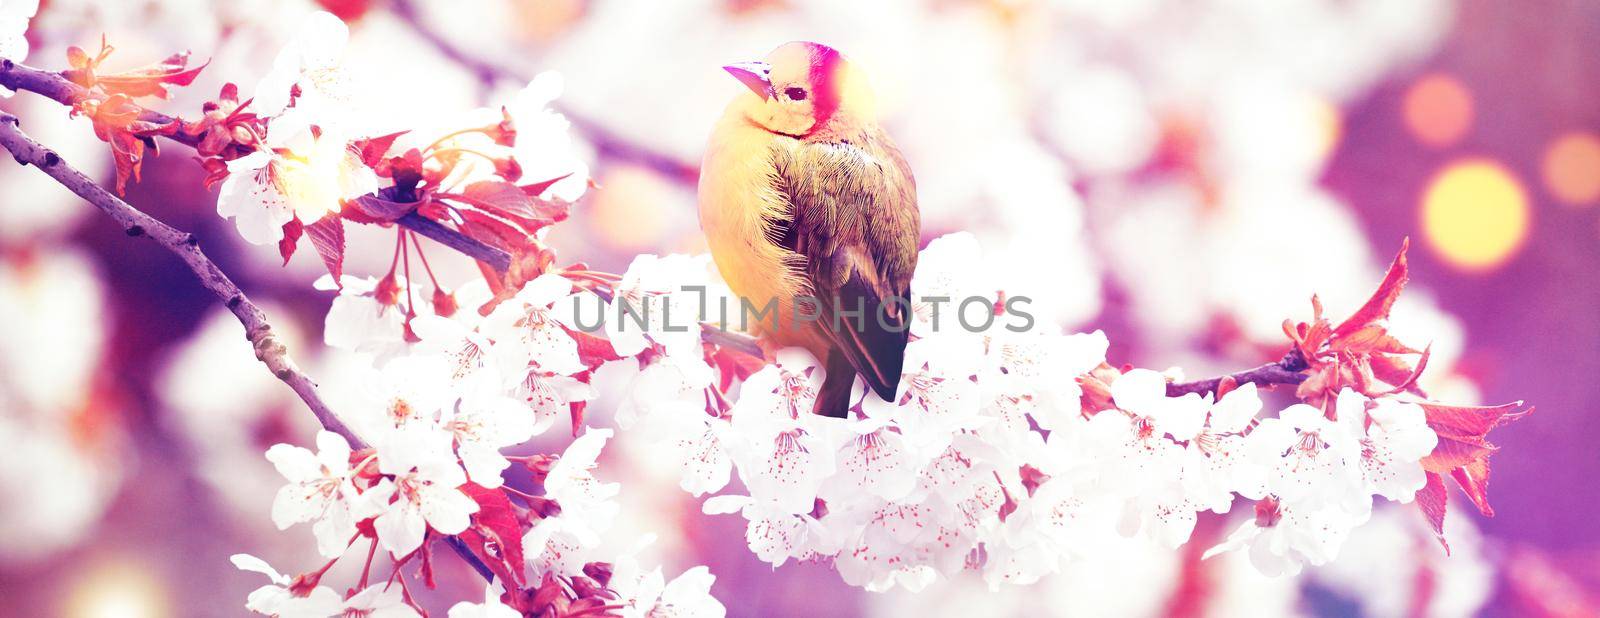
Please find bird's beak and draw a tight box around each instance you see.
[722,61,772,101]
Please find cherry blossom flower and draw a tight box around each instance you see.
[604,253,713,359]
[265,430,389,558]
[409,313,496,385]
[340,584,422,618]
[1247,403,1366,511]
[448,583,520,618]
[318,274,422,362]
[231,553,342,617]
[609,558,726,618]
[1182,383,1268,513]
[1203,498,1367,577]
[481,274,584,376]
[352,354,455,441]
[1332,389,1438,502]
[217,111,377,245]
[1109,368,1209,441]
[542,428,621,534]
[907,232,987,341]
[506,72,590,202]
[373,428,479,556]
[254,11,353,121]
[726,351,843,515]
[522,428,623,577]
[444,367,538,488]
[702,494,833,568]
[643,405,733,496]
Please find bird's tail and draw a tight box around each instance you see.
[813,350,857,418]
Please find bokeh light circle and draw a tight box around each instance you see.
[1541,132,1600,206]
[1420,159,1529,272]
[1403,73,1474,148]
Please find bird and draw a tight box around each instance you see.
[698,41,921,418]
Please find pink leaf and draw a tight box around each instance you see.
[304,216,346,282]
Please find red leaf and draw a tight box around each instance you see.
[1451,459,1496,517]
[1370,353,1428,398]
[96,52,211,99]
[350,193,423,223]
[279,217,304,265]
[1415,472,1450,554]
[1416,400,1531,538]
[458,180,570,236]
[354,130,408,168]
[521,173,572,198]
[304,216,346,281]
[457,483,528,590]
[459,208,532,252]
[1420,434,1495,474]
[1330,323,1419,356]
[711,346,765,392]
[565,327,622,368]
[1422,401,1530,439]
[1333,238,1409,337]
[569,401,587,437]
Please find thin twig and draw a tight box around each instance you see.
[0,111,499,584]
[386,0,700,183]
[1165,350,1310,397]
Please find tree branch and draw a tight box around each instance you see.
[1165,350,1310,398]
[386,0,700,183]
[0,111,360,443]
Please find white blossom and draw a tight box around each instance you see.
[217,110,377,245]
[610,558,726,618]
[506,72,590,202]
[481,274,584,376]
[445,366,538,488]
[254,11,353,121]
[373,428,479,556]
[447,583,520,618]
[1334,389,1438,502]
[265,431,389,558]
[231,553,342,617]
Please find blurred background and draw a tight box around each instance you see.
[0,0,1595,615]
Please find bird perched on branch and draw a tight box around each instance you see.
[699,41,921,418]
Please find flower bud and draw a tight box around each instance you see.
[582,562,614,587]
[432,287,458,317]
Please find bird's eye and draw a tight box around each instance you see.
[784,87,808,101]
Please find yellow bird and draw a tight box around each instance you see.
[699,41,921,418]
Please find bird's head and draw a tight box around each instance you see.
[722,41,875,138]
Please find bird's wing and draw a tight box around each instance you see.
[767,133,920,400]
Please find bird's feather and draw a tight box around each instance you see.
[765,130,919,402]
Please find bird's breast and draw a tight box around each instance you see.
[697,114,813,348]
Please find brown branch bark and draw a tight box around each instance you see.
[0,111,361,443]
[387,0,701,183]
[1165,350,1310,398]
[0,111,498,583]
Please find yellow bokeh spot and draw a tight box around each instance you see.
[1403,74,1473,148]
[1420,159,1529,272]
[588,164,673,252]
[1309,96,1344,161]
[62,558,170,618]
[1541,132,1600,206]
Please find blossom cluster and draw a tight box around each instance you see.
[607,233,1446,590]
[242,268,723,616]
